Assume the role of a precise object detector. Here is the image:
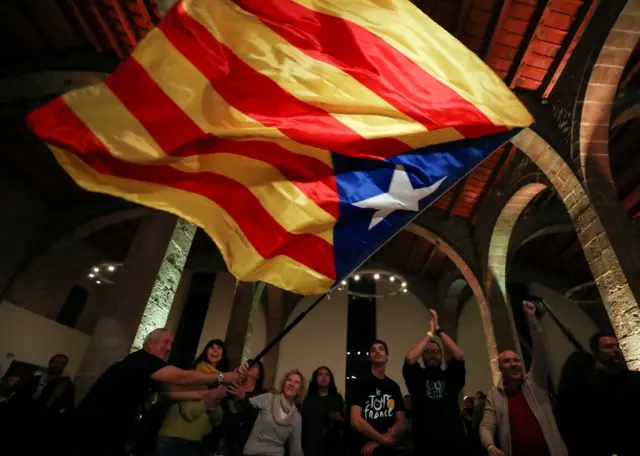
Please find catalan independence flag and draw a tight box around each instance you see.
[27,0,532,295]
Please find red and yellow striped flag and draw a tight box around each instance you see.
[27,0,533,294]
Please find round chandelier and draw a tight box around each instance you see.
[336,269,409,299]
[86,262,123,285]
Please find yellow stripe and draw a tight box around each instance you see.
[172,153,334,244]
[62,83,165,163]
[131,28,333,168]
[181,0,463,148]
[291,0,533,128]
[48,145,334,295]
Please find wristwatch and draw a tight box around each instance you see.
[216,372,225,385]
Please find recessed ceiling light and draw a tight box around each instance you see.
[96,280,102,284]
[93,267,99,272]
[401,282,407,287]
[389,276,395,282]
[354,275,360,281]
[108,265,115,272]
[402,289,408,293]
[374,273,380,280]
[88,273,94,278]
[341,280,347,285]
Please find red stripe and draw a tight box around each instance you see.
[160,5,411,160]
[106,58,204,156]
[233,0,506,139]
[28,97,340,219]
[26,98,338,279]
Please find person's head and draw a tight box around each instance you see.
[308,366,338,397]
[279,369,306,402]
[246,359,265,391]
[195,339,229,372]
[369,340,389,366]
[1,375,20,390]
[498,349,523,386]
[463,396,475,411]
[143,329,174,361]
[422,341,443,368]
[48,354,69,375]
[475,391,486,404]
[589,332,625,371]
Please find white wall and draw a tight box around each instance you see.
[529,282,598,385]
[0,302,90,378]
[276,292,348,393]
[457,297,493,396]
[376,287,431,395]
[197,271,267,362]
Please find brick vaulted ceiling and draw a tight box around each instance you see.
[0,0,610,286]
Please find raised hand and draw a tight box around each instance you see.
[203,385,228,410]
[429,309,440,332]
[226,382,246,400]
[488,445,505,456]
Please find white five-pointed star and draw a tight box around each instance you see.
[352,165,446,230]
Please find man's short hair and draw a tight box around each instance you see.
[144,328,169,347]
[476,391,486,399]
[370,339,389,354]
[50,354,69,362]
[589,332,616,354]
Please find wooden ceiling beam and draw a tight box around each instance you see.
[111,0,142,43]
[14,0,54,52]
[455,0,472,38]
[60,0,103,52]
[447,177,468,218]
[541,0,599,98]
[480,0,513,60]
[506,0,550,88]
[90,0,125,58]
[469,144,513,222]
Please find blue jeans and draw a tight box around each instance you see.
[155,436,204,456]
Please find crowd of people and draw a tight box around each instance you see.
[0,302,639,456]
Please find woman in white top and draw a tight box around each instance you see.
[236,369,305,456]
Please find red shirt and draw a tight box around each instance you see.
[506,389,550,456]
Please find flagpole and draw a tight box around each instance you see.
[247,135,517,367]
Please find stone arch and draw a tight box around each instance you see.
[579,1,640,187]
[406,223,500,383]
[511,129,640,369]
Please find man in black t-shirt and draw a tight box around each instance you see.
[74,328,246,456]
[403,309,467,455]
[350,340,407,456]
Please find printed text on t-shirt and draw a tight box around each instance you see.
[364,388,395,420]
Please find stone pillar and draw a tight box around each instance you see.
[224,281,261,369]
[74,211,192,399]
[263,286,286,389]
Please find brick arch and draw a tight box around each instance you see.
[511,129,640,370]
[406,223,500,383]
[579,1,640,187]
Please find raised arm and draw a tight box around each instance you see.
[431,310,464,362]
[523,300,549,386]
[406,311,437,364]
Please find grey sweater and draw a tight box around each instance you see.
[243,393,303,456]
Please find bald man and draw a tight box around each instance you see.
[480,301,566,456]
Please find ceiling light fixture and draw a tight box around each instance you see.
[336,269,409,299]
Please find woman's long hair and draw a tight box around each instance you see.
[307,366,339,398]
[194,339,229,372]
[247,359,266,393]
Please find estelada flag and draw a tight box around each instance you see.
[27,0,533,295]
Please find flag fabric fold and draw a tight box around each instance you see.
[26,0,533,295]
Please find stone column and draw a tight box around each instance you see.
[74,211,193,399]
